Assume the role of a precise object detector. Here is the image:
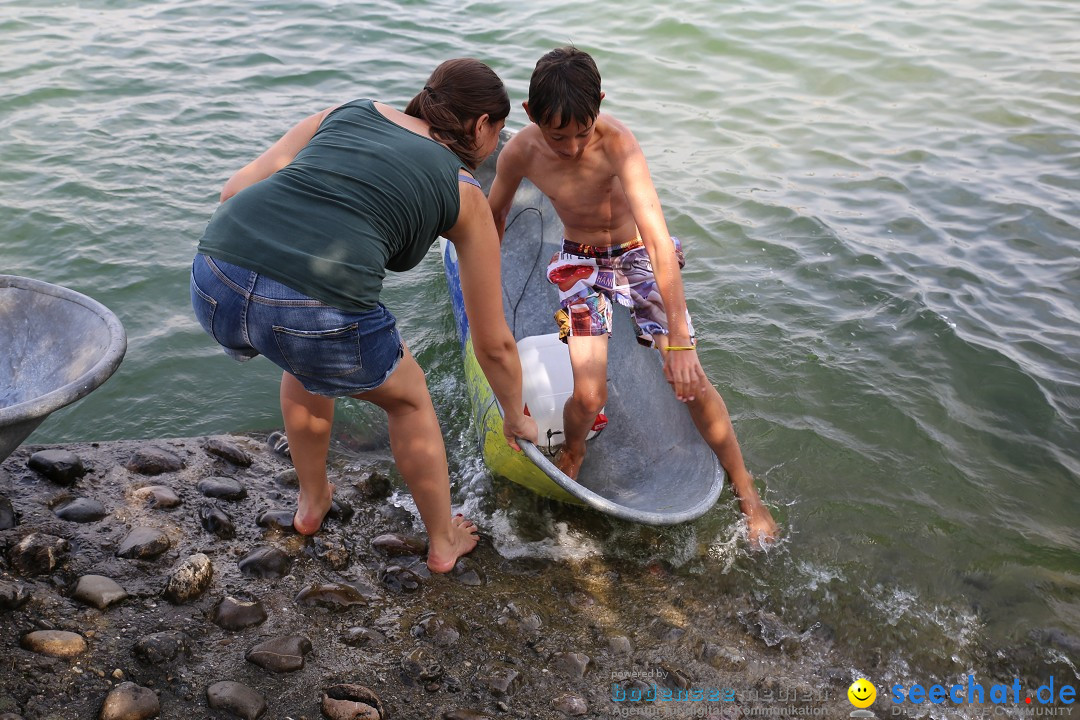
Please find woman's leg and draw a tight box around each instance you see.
[280,371,336,535]
[353,346,477,572]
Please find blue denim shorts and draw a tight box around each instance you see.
[190,253,403,396]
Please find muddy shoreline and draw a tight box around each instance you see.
[0,433,857,720]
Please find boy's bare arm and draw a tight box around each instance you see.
[611,131,708,400]
[487,137,527,243]
[612,134,691,338]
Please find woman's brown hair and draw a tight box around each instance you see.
[405,58,510,169]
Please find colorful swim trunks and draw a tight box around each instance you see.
[546,236,695,347]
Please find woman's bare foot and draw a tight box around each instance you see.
[294,481,335,535]
[554,446,585,480]
[427,514,479,573]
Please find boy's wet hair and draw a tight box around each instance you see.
[528,46,602,129]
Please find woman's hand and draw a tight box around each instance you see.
[663,347,709,403]
[502,412,538,452]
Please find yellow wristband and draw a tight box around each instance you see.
[665,345,696,351]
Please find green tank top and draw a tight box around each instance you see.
[197,99,464,311]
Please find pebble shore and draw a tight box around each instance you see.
[0,433,855,719]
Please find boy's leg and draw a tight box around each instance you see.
[624,239,778,546]
[558,334,609,480]
[681,378,779,548]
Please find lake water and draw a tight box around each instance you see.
[2,0,1078,711]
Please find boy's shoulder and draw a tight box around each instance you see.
[504,123,545,150]
[593,113,640,155]
[505,114,640,157]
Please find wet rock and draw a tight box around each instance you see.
[566,590,595,609]
[116,528,170,560]
[294,583,366,611]
[658,663,691,690]
[703,643,745,671]
[206,681,266,720]
[378,504,413,525]
[443,711,495,720]
[473,662,521,697]
[412,612,461,646]
[452,559,484,586]
[245,635,311,673]
[73,575,128,610]
[744,609,794,648]
[21,630,87,658]
[352,470,392,500]
[321,684,385,720]
[608,635,632,655]
[499,601,543,634]
[310,536,350,570]
[164,553,213,603]
[401,646,443,681]
[133,631,190,665]
[9,533,69,575]
[0,580,31,611]
[273,468,298,487]
[211,596,267,631]
[551,651,591,678]
[552,693,587,716]
[238,547,291,579]
[125,447,184,475]
[341,627,386,648]
[255,510,295,531]
[326,498,354,523]
[132,486,181,509]
[1038,628,1080,655]
[659,623,685,644]
[380,564,423,593]
[371,532,426,557]
[204,437,252,467]
[199,502,236,539]
[54,497,107,523]
[197,476,247,501]
[501,556,553,576]
[0,495,15,529]
[99,681,159,720]
[27,449,86,485]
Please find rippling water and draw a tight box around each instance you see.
[3,0,1078,707]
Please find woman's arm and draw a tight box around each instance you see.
[444,182,538,450]
[219,105,339,202]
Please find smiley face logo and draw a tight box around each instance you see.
[848,678,877,708]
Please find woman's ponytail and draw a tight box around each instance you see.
[405,59,509,169]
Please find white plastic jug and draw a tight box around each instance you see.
[516,333,605,454]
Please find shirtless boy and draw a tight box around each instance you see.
[488,46,779,546]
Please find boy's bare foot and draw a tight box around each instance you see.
[554,446,585,480]
[293,481,335,536]
[427,514,479,573]
[741,497,780,550]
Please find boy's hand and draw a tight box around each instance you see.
[663,348,709,403]
[503,413,539,452]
